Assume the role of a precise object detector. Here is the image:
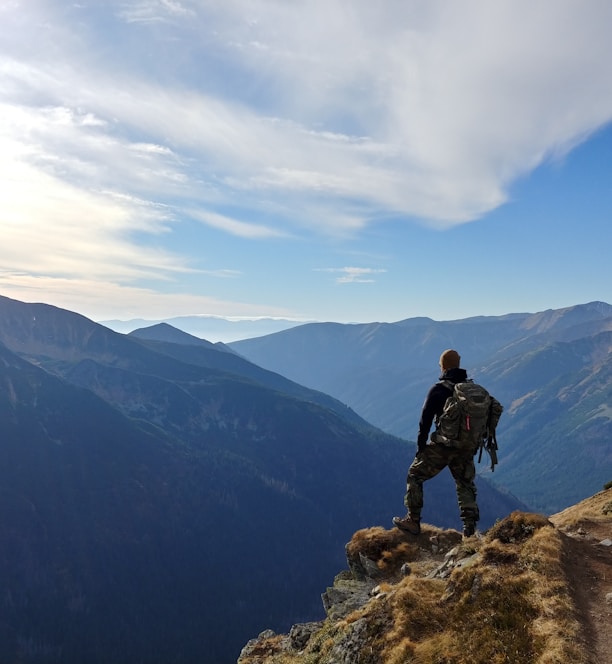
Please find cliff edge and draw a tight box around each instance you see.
[238,488,612,664]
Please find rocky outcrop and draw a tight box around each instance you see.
[238,491,612,664]
[237,523,477,663]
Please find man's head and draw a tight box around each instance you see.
[439,349,461,371]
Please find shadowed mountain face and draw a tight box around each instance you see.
[0,295,523,664]
[230,302,612,513]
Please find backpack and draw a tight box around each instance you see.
[431,379,504,471]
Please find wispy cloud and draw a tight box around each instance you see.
[0,272,291,322]
[0,139,176,278]
[316,267,387,284]
[117,0,195,24]
[5,2,612,232]
[1,1,612,317]
[188,210,286,239]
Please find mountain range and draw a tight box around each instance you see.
[229,301,612,514]
[100,315,307,343]
[0,294,522,664]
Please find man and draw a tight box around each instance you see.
[393,349,480,538]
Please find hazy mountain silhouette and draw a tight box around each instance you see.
[101,314,306,343]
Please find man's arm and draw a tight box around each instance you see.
[416,383,450,451]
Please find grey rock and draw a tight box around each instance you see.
[321,576,377,620]
[289,621,324,651]
[359,552,383,578]
[327,618,369,664]
[237,629,279,662]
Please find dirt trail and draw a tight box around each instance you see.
[550,490,612,664]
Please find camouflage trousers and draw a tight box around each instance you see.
[404,443,479,526]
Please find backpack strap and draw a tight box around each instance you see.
[482,396,503,471]
[478,432,498,471]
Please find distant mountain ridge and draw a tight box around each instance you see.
[130,321,230,348]
[0,294,523,664]
[230,302,612,513]
[101,314,309,343]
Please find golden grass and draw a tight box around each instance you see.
[376,512,590,664]
[486,511,551,544]
[347,527,421,576]
[347,525,462,579]
[550,487,612,529]
[520,527,588,664]
[400,569,537,663]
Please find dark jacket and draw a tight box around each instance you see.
[416,367,468,450]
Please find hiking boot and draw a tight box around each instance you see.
[393,515,421,535]
[462,523,476,538]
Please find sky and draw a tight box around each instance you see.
[1,0,611,328]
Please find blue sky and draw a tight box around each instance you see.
[1,0,611,326]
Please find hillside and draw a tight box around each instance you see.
[0,294,524,664]
[229,302,612,513]
[127,324,371,431]
[238,488,612,664]
[474,331,612,513]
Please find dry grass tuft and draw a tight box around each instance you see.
[346,527,421,577]
[347,525,462,578]
[486,511,551,544]
[387,577,448,642]
[347,527,416,561]
[378,542,416,573]
[480,538,519,566]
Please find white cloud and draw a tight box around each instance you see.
[0,273,291,322]
[316,267,387,284]
[2,1,612,314]
[188,209,286,239]
[0,115,186,281]
[117,0,195,24]
[5,1,612,229]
